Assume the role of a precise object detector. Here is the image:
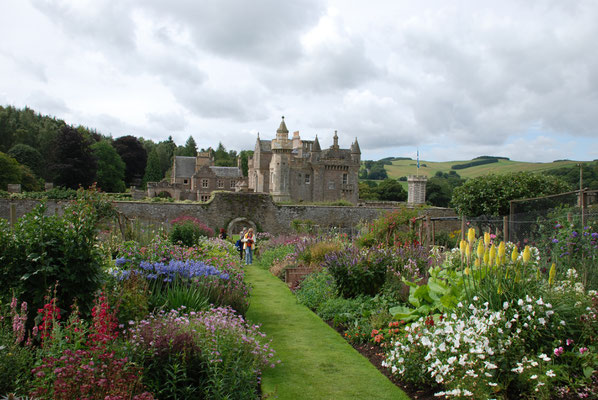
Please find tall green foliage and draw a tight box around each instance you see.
[0,189,109,321]
[92,140,126,193]
[451,171,570,217]
[50,125,98,189]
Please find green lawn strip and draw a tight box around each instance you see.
[245,265,409,400]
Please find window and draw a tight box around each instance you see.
[328,181,335,189]
[230,180,236,189]
[183,179,188,185]
[305,174,310,184]
[217,180,224,188]
[201,179,209,188]
[200,195,210,202]
[342,173,348,185]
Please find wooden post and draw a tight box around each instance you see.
[461,216,466,241]
[432,220,436,246]
[567,212,573,223]
[581,189,586,228]
[425,215,431,248]
[10,203,16,228]
[503,216,509,242]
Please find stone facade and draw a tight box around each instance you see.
[248,117,361,204]
[147,150,243,201]
[408,175,427,205]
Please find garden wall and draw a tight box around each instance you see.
[0,192,458,236]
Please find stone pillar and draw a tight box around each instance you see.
[7,184,21,193]
[408,175,427,205]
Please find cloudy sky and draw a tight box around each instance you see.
[1,0,597,163]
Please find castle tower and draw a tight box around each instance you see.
[408,175,427,205]
[351,138,361,163]
[269,116,292,202]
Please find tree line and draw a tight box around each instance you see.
[0,106,252,192]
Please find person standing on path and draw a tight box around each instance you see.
[243,228,255,265]
[236,228,246,261]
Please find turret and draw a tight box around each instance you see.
[332,130,339,149]
[351,138,361,162]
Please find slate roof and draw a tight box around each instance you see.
[259,140,272,152]
[209,166,243,178]
[174,157,196,178]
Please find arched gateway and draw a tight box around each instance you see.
[226,217,257,237]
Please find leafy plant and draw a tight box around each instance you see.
[168,216,214,246]
[295,269,337,310]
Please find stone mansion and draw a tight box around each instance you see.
[147,117,361,204]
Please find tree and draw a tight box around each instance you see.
[377,178,407,201]
[0,152,23,190]
[238,150,253,176]
[176,135,198,157]
[91,140,126,193]
[451,171,570,217]
[7,143,44,177]
[49,125,97,189]
[358,181,379,200]
[112,136,147,188]
[426,171,465,207]
[142,148,163,187]
[156,137,177,176]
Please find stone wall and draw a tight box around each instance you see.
[0,192,459,236]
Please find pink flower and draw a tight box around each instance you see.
[580,347,589,354]
[554,346,564,357]
[566,338,574,346]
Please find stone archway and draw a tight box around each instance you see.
[227,217,257,237]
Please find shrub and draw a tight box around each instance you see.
[357,208,419,248]
[323,247,389,298]
[0,195,104,324]
[126,307,277,400]
[295,269,337,311]
[168,216,214,246]
[30,293,154,400]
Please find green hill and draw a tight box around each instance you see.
[384,158,582,180]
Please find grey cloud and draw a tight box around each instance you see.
[25,90,69,115]
[146,111,188,132]
[141,0,324,64]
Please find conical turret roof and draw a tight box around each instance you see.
[277,116,289,134]
[313,135,321,152]
[351,138,361,154]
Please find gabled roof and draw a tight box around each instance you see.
[174,156,196,178]
[209,166,243,178]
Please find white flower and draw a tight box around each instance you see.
[560,320,566,326]
[518,299,524,306]
[503,301,509,310]
[530,375,538,380]
[536,298,544,306]
[539,354,551,362]
[546,370,556,378]
[538,317,546,325]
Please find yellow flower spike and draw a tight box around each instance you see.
[484,232,491,248]
[477,241,484,260]
[468,227,476,245]
[464,266,471,275]
[511,246,519,263]
[483,249,490,266]
[549,263,556,286]
[465,243,471,262]
[498,242,506,260]
[460,240,467,256]
[522,246,531,264]
[474,258,481,267]
[489,244,497,264]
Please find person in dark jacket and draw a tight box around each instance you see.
[235,228,246,261]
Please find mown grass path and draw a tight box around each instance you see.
[245,265,410,400]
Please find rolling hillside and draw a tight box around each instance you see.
[383,158,582,180]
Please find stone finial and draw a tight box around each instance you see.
[313,135,321,152]
[277,116,289,134]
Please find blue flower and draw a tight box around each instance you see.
[552,238,559,244]
[115,257,130,266]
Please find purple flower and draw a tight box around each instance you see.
[571,231,578,238]
[552,238,559,243]
[555,223,562,229]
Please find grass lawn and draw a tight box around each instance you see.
[245,264,410,400]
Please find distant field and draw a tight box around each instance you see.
[384,159,581,180]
